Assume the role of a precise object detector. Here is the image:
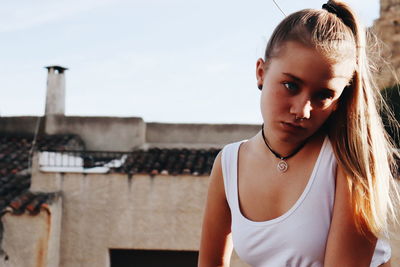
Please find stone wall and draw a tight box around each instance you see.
[372,0,400,89]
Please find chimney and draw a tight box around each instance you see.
[45,65,68,116]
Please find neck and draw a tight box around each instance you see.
[260,125,318,158]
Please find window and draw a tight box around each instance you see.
[109,249,198,267]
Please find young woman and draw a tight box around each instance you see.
[198,1,399,266]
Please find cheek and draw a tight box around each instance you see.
[260,89,288,118]
[260,91,273,121]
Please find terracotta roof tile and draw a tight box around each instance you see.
[0,134,84,215]
[1,133,220,215]
[0,174,31,212]
[7,190,35,214]
[24,193,58,215]
[4,191,59,215]
[118,148,220,176]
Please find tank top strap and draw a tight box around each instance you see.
[221,140,246,209]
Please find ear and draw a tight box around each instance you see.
[256,58,266,89]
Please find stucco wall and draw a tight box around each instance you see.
[146,123,259,148]
[45,116,146,151]
[30,168,248,267]
[0,197,62,267]
[0,117,260,150]
[0,116,41,135]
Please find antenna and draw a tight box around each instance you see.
[272,0,286,17]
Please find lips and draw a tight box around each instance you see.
[281,121,306,130]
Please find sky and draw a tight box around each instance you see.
[0,0,380,124]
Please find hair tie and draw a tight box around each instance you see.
[322,3,339,16]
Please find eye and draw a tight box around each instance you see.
[313,91,336,108]
[283,82,299,93]
[316,91,334,101]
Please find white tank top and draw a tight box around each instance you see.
[221,137,391,267]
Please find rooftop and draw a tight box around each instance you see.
[0,133,220,215]
[0,134,84,214]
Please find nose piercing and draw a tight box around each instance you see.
[295,116,306,121]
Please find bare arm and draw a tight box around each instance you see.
[324,166,377,266]
[198,152,233,267]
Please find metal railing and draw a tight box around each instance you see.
[39,150,129,169]
[38,148,218,176]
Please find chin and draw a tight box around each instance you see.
[278,131,311,144]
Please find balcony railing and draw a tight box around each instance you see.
[39,150,129,174]
[38,148,218,176]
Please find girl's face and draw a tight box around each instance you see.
[256,41,354,145]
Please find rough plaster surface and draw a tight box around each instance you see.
[56,173,209,267]
[45,116,145,151]
[0,117,41,135]
[146,123,259,148]
[0,198,62,267]
[30,159,251,267]
[45,67,65,116]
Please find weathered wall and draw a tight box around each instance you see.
[0,117,258,150]
[0,116,41,135]
[45,67,66,116]
[372,0,400,89]
[146,123,259,148]
[30,154,248,267]
[0,197,62,267]
[45,116,146,151]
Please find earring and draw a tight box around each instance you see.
[258,84,263,90]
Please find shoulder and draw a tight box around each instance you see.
[207,150,225,198]
[215,139,247,167]
[198,150,234,266]
[211,150,223,178]
[219,140,248,166]
[222,140,248,152]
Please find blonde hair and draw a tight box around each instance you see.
[264,0,399,237]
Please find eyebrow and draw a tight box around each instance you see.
[282,73,304,84]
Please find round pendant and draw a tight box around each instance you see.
[277,160,288,173]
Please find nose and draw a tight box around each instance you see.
[290,98,312,120]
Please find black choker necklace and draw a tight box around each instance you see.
[261,124,308,173]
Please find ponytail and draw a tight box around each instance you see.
[325,0,400,237]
